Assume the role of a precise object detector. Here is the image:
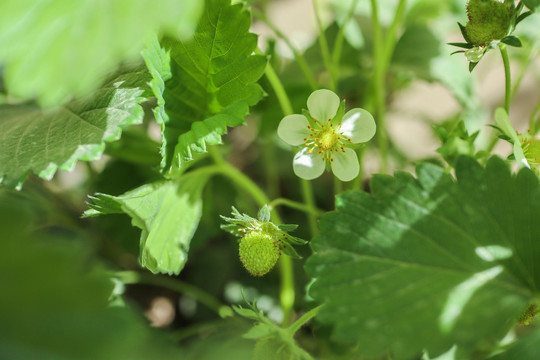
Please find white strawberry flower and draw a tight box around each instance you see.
[277,89,376,181]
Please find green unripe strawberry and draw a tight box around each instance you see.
[465,0,513,46]
[239,231,281,277]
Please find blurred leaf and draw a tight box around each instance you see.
[391,24,441,79]
[143,0,266,173]
[0,0,202,106]
[0,65,150,188]
[86,170,212,275]
[306,157,540,359]
[0,193,181,359]
[488,329,540,359]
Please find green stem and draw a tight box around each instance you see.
[500,44,511,114]
[262,138,280,200]
[262,56,294,116]
[253,10,318,91]
[259,53,319,238]
[287,304,324,335]
[116,271,231,317]
[510,43,538,100]
[370,0,388,173]
[301,179,318,236]
[351,147,365,190]
[332,0,359,77]
[269,198,325,217]
[382,0,407,69]
[530,98,540,133]
[313,0,336,91]
[209,149,295,326]
[484,44,513,155]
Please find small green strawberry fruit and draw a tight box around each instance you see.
[465,0,513,46]
[239,231,281,277]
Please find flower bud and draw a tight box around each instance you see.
[239,231,281,277]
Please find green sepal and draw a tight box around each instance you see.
[232,305,261,321]
[284,234,308,246]
[448,42,474,49]
[458,22,471,43]
[469,61,479,72]
[331,100,346,126]
[516,11,533,25]
[501,35,522,47]
[450,50,466,56]
[278,224,299,232]
[281,242,302,259]
[302,108,317,127]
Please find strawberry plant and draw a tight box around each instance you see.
[1,0,540,359]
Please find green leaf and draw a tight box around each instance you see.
[305,157,540,359]
[0,65,150,188]
[392,24,441,79]
[523,0,540,12]
[0,0,202,107]
[0,195,180,359]
[86,170,212,275]
[488,329,540,359]
[143,0,266,173]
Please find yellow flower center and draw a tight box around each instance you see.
[319,130,339,150]
[303,119,351,163]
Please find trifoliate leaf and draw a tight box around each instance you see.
[305,156,540,360]
[143,0,266,173]
[85,171,212,275]
[0,65,150,188]
[0,0,202,107]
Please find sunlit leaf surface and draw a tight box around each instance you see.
[306,157,540,359]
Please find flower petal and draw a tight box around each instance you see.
[340,108,376,143]
[331,148,359,182]
[307,89,340,122]
[293,148,326,180]
[277,115,310,146]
